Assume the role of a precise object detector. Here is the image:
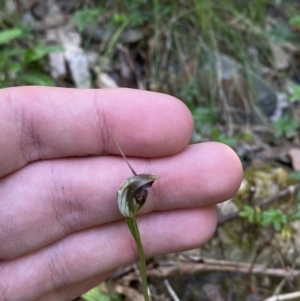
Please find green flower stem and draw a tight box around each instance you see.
[126,216,149,301]
[111,132,158,301]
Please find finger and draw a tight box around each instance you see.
[37,272,113,301]
[0,87,193,177]
[0,142,242,259]
[1,207,217,301]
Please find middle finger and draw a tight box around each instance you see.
[0,143,241,259]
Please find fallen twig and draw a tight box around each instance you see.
[144,257,300,279]
[263,291,300,301]
[164,279,181,301]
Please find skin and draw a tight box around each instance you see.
[0,86,243,301]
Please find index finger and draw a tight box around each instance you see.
[0,87,193,177]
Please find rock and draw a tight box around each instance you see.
[270,92,289,122]
[120,28,143,43]
[251,72,278,118]
[217,199,239,219]
[48,51,66,79]
[96,73,118,88]
[199,53,278,124]
[270,42,290,70]
[46,26,91,88]
[42,0,91,88]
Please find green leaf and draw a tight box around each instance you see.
[216,134,237,147]
[9,62,23,74]
[289,172,300,182]
[128,11,148,27]
[261,209,287,231]
[272,118,299,139]
[24,45,63,63]
[18,72,55,86]
[261,217,272,227]
[81,286,120,301]
[239,206,255,223]
[255,211,262,223]
[72,8,102,31]
[289,82,300,102]
[267,24,294,42]
[274,221,281,231]
[296,190,300,201]
[240,205,254,214]
[291,204,300,220]
[289,16,300,28]
[0,28,23,45]
[113,13,128,24]
[192,107,217,124]
[211,128,237,147]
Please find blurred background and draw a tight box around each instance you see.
[1,0,300,300]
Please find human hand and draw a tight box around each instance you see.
[0,87,243,301]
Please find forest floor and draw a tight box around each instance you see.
[1,1,300,300]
